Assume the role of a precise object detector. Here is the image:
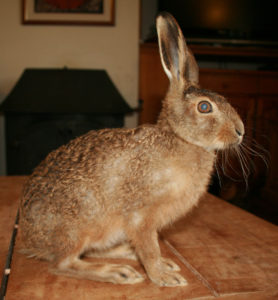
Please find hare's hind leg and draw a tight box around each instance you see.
[52,255,144,285]
[84,243,137,260]
[84,243,180,273]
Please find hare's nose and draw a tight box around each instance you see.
[236,129,243,137]
[235,121,245,137]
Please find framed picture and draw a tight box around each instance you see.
[22,0,115,26]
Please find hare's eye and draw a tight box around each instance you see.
[198,101,212,113]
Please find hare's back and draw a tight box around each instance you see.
[32,125,161,177]
[21,125,163,214]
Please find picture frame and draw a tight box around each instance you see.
[22,0,115,26]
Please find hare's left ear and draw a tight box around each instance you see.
[156,12,199,86]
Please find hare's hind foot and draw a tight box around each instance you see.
[84,244,180,271]
[84,243,137,260]
[52,256,144,285]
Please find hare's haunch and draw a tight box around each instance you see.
[20,12,244,287]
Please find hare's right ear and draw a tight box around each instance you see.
[156,12,199,86]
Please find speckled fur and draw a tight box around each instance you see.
[19,12,244,286]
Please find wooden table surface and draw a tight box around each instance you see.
[0,176,278,299]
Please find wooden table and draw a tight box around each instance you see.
[1,176,278,299]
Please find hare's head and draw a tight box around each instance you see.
[156,12,244,151]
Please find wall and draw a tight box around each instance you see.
[0,0,140,175]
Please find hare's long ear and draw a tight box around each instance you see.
[156,12,199,85]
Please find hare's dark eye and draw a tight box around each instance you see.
[198,101,212,113]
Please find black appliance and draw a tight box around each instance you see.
[158,0,278,46]
[0,68,133,175]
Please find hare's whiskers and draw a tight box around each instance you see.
[240,139,269,169]
[234,146,249,190]
[214,150,222,188]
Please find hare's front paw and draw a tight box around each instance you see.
[109,264,145,284]
[161,257,180,272]
[150,270,188,287]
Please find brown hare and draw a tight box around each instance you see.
[20,12,244,287]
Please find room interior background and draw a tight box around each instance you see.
[0,0,140,175]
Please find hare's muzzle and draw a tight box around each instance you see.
[235,121,245,145]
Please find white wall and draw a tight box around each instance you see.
[0,0,140,175]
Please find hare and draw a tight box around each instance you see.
[19,12,244,287]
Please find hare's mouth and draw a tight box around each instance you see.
[226,137,244,149]
[237,135,244,145]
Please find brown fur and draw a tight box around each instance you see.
[19,12,244,287]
